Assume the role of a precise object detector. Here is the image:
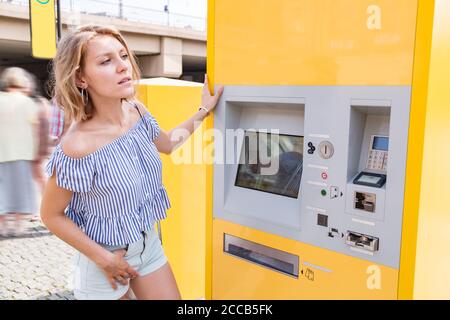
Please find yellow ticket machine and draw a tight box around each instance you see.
[207,0,450,299]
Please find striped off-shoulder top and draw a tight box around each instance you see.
[45,107,170,246]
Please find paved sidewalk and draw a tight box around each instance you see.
[0,219,76,300]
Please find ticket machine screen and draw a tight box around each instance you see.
[235,131,304,198]
[372,136,389,151]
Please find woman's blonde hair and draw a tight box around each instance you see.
[51,25,141,122]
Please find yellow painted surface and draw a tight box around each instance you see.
[213,0,417,86]
[138,81,207,299]
[204,115,214,300]
[413,0,450,299]
[29,0,57,59]
[212,219,398,300]
[205,0,216,300]
[398,0,435,300]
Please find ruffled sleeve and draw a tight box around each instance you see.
[145,111,161,141]
[45,145,95,193]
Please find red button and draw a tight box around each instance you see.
[321,172,328,180]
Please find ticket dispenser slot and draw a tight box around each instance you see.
[224,234,299,278]
[345,231,379,252]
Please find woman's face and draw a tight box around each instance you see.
[79,35,135,100]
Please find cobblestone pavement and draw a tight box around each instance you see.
[0,219,76,300]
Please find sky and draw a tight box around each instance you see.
[61,0,207,30]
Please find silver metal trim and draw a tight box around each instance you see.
[302,261,333,273]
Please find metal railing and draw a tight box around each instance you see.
[1,0,206,31]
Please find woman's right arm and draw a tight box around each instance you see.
[40,174,139,289]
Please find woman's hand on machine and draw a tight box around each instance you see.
[98,249,139,289]
[200,74,224,114]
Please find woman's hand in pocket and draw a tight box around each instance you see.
[98,249,139,290]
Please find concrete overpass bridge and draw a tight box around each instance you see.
[0,1,206,94]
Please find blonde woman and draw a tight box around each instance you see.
[40,25,223,300]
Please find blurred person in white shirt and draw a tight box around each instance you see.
[0,67,39,237]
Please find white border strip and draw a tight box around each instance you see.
[302,261,333,273]
[349,247,374,256]
[352,218,376,227]
[307,181,327,187]
[307,164,329,170]
[309,134,330,139]
[306,206,327,213]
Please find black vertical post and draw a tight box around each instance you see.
[56,0,62,42]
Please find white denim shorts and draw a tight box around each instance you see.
[72,228,167,300]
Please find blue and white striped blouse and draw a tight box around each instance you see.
[45,109,171,246]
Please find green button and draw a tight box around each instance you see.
[321,189,327,196]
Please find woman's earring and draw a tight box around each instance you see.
[81,88,89,106]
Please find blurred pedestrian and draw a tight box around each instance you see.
[0,67,39,237]
[26,73,52,222]
[48,99,70,146]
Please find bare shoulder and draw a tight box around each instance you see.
[60,123,97,159]
[60,101,146,159]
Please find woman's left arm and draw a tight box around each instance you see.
[154,75,224,155]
